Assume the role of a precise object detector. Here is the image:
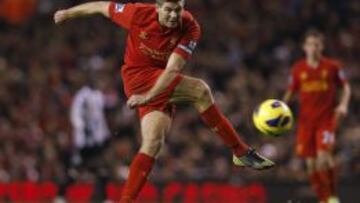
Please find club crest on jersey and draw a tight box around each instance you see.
[300,72,308,80]
[138,31,148,40]
[115,3,125,13]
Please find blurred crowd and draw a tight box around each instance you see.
[0,0,359,194]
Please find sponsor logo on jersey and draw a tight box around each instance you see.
[301,80,328,92]
[139,43,171,61]
[115,3,125,13]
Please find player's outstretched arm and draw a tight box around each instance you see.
[54,1,110,24]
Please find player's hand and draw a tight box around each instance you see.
[127,94,151,108]
[54,10,68,24]
[334,103,348,121]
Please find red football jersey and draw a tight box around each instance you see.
[108,2,200,65]
[288,57,348,122]
[108,2,200,96]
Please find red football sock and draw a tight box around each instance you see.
[327,167,337,196]
[317,170,332,201]
[120,153,155,203]
[309,171,329,201]
[200,104,249,157]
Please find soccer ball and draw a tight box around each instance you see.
[253,99,293,136]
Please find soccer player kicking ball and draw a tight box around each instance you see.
[284,30,351,203]
[54,1,274,202]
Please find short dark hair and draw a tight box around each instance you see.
[304,29,325,43]
[156,0,184,6]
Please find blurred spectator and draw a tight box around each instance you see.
[69,68,112,201]
[70,73,110,166]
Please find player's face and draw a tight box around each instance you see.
[157,1,184,28]
[303,36,324,59]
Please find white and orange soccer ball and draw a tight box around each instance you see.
[253,99,293,137]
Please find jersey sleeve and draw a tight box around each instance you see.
[334,62,348,86]
[288,67,300,92]
[108,2,137,29]
[173,13,201,60]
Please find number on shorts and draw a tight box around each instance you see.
[322,131,334,144]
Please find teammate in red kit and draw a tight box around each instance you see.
[284,30,351,203]
[54,1,274,202]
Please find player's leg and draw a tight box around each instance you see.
[316,126,339,203]
[139,111,171,157]
[297,124,330,202]
[170,76,247,153]
[170,75,274,170]
[120,111,171,203]
[169,75,214,112]
[305,158,329,203]
[317,150,337,201]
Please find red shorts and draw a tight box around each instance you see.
[296,116,337,158]
[121,65,183,119]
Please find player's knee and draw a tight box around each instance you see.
[316,150,334,170]
[306,159,316,174]
[140,136,165,157]
[316,160,326,171]
[195,79,212,102]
